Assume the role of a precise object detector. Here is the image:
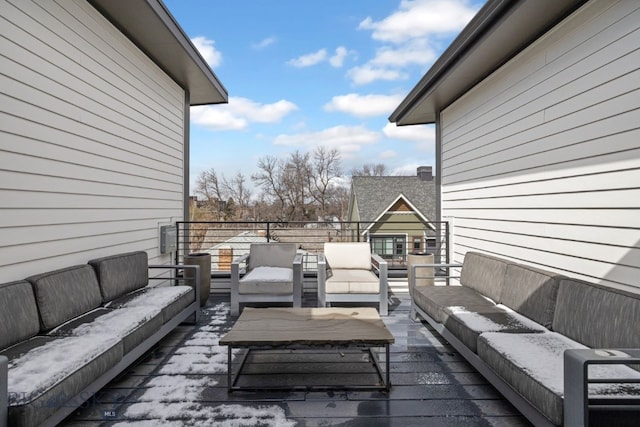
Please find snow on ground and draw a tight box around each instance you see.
[113,302,296,426]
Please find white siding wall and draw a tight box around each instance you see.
[440,0,640,292]
[0,0,186,281]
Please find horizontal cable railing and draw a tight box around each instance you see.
[175,220,449,275]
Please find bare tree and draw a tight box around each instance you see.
[195,168,225,218]
[309,146,342,220]
[327,184,349,221]
[351,163,388,177]
[252,155,288,218]
[222,172,252,220]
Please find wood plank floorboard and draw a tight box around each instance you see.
[61,288,532,426]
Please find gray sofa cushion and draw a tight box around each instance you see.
[27,265,102,330]
[89,251,149,302]
[107,285,194,324]
[501,263,562,328]
[49,306,163,354]
[552,278,640,348]
[478,331,640,426]
[459,252,508,303]
[4,335,122,427]
[413,285,495,323]
[0,281,41,350]
[443,305,547,352]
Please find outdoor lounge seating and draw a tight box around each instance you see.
[409,251,640,427]
[230,243,303,316]
[0,251,200,427]
[317,242,389,316]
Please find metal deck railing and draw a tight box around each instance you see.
[175,220,449,275]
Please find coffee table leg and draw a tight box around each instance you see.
[227,346,233,392]
[385,344,390,391]
[369,345,391,391]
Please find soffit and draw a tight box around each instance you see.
[89,0,228,106]
[389,0,587,125]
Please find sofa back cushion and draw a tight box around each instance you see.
[460,252,508,303]
[324,242,371,270]
[0,281,41,350]
[248,243,296,270]
[89,251,148,302]
[27,265,102,331]
[501,263,562,328]
[553,278,640,348]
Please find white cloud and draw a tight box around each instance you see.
[347,65,407,85]
[273,125,380,158]
[229,97,298,123]
[252,36,277,49]
[191,36,222,68]
[287,49,328,67]
[359,0,479,44]
[383,122,433,142]
[380,150,397,158]
[191,97,298,131]
[191,106,246,131]
[324,93,405,118]
[329,46,349,67]
[383,123,436,153]
[370,40,437,67]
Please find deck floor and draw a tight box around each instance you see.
[62,288,532,426]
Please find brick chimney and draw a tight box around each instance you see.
[417,166,433,181]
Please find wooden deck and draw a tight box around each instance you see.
[62,285,532,426]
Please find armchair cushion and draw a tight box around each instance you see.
[248,243,297,269]
[325,269,380,293]
[239,266,294,295]
[324,242,371,270]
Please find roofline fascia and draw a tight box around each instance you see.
[88,0,228,106]
[361,193,435,235]
[389,0,515,124]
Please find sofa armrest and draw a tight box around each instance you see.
[148,264,200,323]
[1,355,7,427]
[564,348,640,427]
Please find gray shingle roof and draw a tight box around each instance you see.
[349,176,436,222]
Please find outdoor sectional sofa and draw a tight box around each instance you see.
[409,251,640,427]
[0,251,200,427]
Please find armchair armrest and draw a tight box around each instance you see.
[292,253,304,307]
[317,253,327,307]
[1,355,6,427]
[148,264,200,323]
[371,253,388,316]
[564,348,640,427]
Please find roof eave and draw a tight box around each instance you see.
[389,0,587,126]
[88,0,228,106]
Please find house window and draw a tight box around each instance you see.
[413,237,422,251]
[370,235,406,261]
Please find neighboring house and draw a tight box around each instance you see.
[390,0,639,292]
[347,167,437,267]
[0,0,227,281]
[202,231,268,272]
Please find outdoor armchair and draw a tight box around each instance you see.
[317,242,389,316]
[230,243,303,316]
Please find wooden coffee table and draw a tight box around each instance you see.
[219,307,395,392]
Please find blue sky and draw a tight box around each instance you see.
[163,0,485,191]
